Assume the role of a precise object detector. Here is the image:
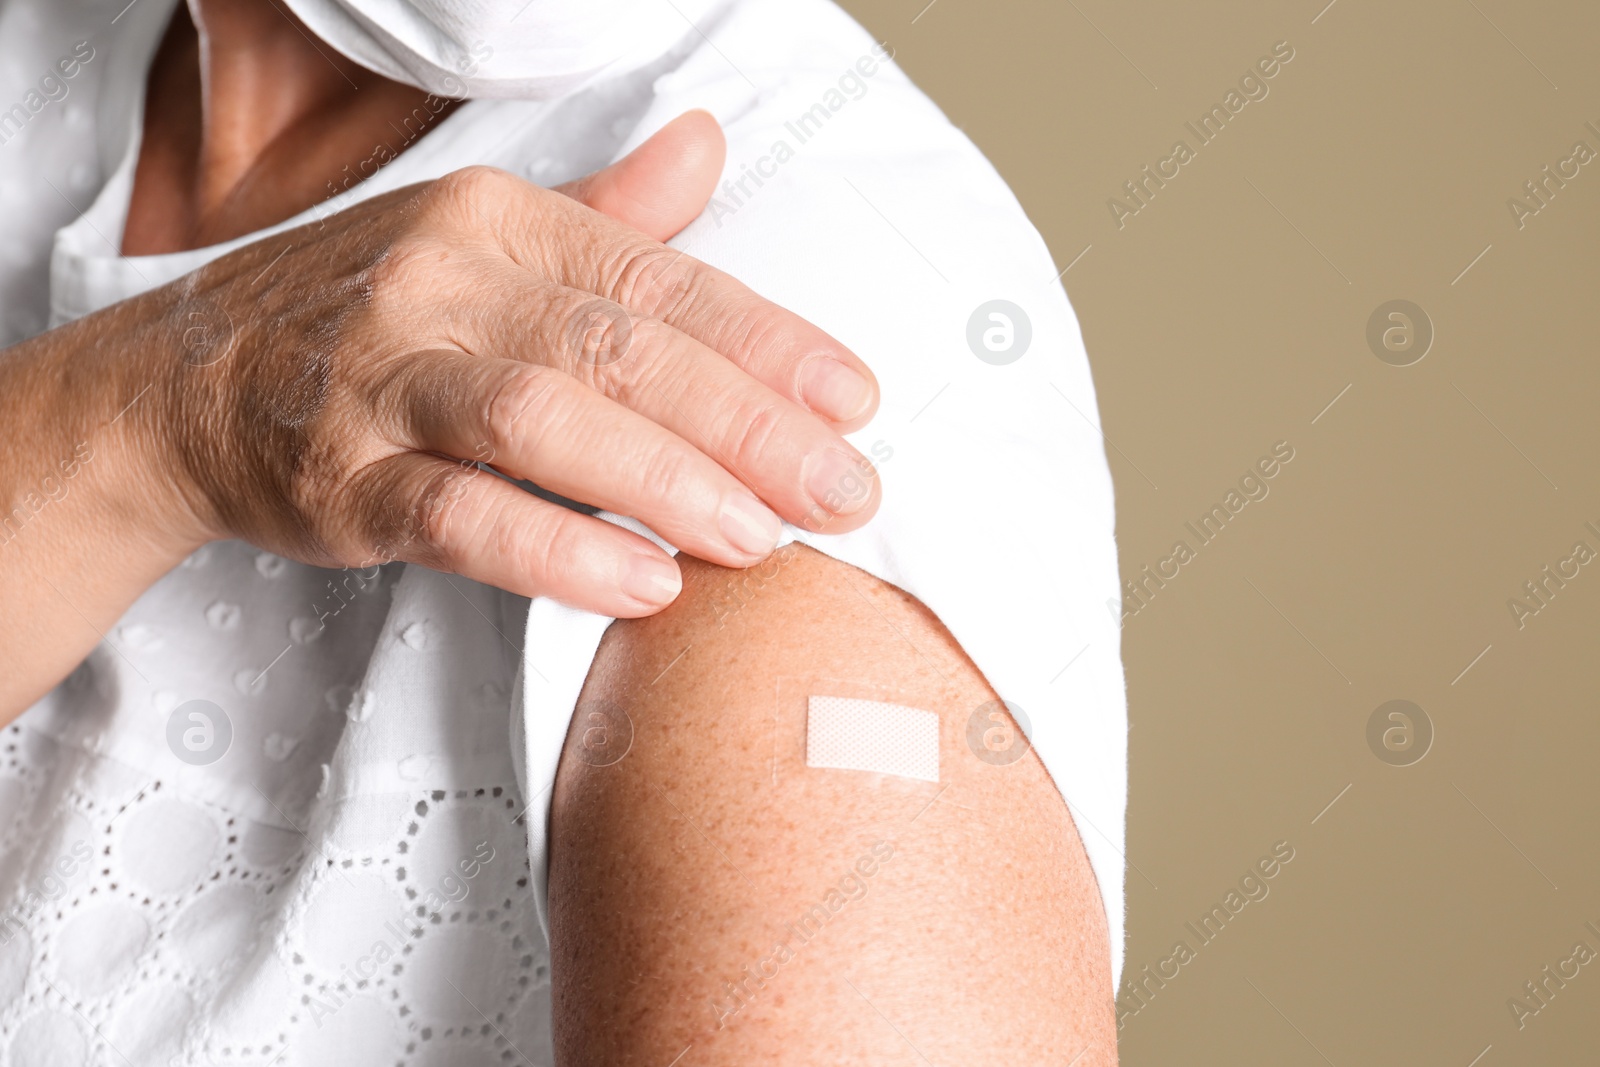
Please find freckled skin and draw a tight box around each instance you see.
[550,545,1116,1065]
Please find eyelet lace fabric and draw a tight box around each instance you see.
[0,547,555,1066]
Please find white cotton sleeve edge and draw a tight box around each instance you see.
[516,518,1127,993]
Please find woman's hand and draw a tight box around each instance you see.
[0,111,881,716]
[156,112,882,609]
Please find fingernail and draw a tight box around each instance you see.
[719,491,782,558]
[804,449,875,517]
[800,357,874,422]
[622,555,682,608]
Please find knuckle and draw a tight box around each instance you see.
[515,506,581,589]
[485,364,567,458]
[724,399,790,477]
[634,444,700,508]
[430,164,514,206]
[609,244,700,319]
[560,300,639,377]
[728,306,787,368]
[575,313,665,397]
[407,166,524,238]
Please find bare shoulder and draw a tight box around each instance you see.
[549,544,1115,1066]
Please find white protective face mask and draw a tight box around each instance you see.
[280,0,725,100]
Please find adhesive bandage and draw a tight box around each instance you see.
[805,696,940,782]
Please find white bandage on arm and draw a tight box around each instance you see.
[805,696,940,783]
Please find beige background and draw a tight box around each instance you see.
[840,0,1600,1062]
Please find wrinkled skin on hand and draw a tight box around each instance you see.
[138,117,882,618]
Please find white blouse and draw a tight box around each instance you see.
[0,0,1129,1062]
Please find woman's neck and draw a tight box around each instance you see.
[123,0,459,255]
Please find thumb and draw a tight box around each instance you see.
[556,110,727,242]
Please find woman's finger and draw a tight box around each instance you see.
[541,188,882,431]
[428,271,882,534]
[348,449,684,617]
[374,349,786,567]
[554,110,726,243]
[443,168,880,431]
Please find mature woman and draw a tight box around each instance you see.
[0,0,1127,1062]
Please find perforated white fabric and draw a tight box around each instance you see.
[0,554,552,1066]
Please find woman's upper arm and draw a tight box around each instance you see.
[548,544,1116,1066]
